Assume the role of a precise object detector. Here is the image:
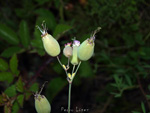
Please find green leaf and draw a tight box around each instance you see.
[12,101,19,113]
[0,72,14,83]
[46,77,67,102]
[31,39,43,49]
[19,20,30,48]
[31,28,43,49]
[29,83,39,92]
[141,102,146,113]
[37,49,45,56]
[9,54,19,76]
[79,61,94,78]
[53,24,72,39]
[0,58,8,71]
[17,94,24,107]
[0,22,19,45]
[1,46,22,58]
[4,85,16,97]
[16,77,24,93]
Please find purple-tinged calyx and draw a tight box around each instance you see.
[73,40,80,47]
[65,42,72,47]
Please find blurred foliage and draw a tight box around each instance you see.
[0,0,150,113]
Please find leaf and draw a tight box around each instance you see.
[1,46,22,58]
[53,24,72,39]
[29,83,39,92]
[141,102,146,113]
[36,49,45,56]
[31,28,44,49]
[79,61,94,77]
[12,101,19,113]
[19,20,30,48]
[0,58,8,71]
[31,39,43,49]
[4,85,16,97]
[9,54,19,76]
[46,77,67,102]
[16,77,24,93]
[0,22,19,45]
[17,94,24,107]
[0,72,14,83]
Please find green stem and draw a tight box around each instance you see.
[57,56,68,77]
[68,83,72,113]
[71,61,81,83]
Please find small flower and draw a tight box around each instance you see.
[70,40,80,65]
[73,40,80,47]
[37,23,60,57]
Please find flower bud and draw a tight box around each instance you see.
[77,36,95,61]
[63,43,73,58]
[35,94,51,113]
[37,25,60,57]
[70,40,80,65]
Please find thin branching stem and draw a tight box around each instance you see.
[57,56,68,77]
[71,61,82,82]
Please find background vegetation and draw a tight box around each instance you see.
[0,0,150,113]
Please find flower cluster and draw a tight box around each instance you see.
[35,23,100,113]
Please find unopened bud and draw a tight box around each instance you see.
[63,43,73,58]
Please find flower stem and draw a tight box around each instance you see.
[68,83,72,113]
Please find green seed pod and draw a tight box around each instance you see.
[77,37,95,61]
[37,24,60,57]
[34,82,51,113]
[63,43,73,58]
[35,94,51,113]
[70,40,80,65]
[42,33,60,56]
